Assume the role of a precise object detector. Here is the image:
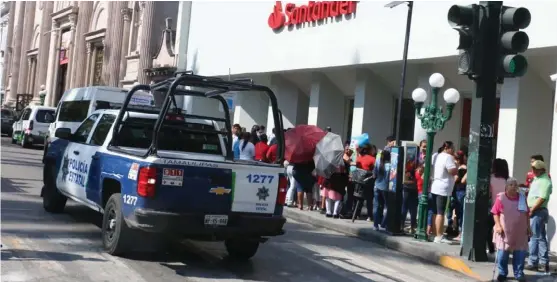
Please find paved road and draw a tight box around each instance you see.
[1,136,473,282]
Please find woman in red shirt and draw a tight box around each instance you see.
[254,134,270,162]
[353,144,376,221]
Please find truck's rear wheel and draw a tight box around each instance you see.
[102,193,132,256]
[225,239,260,261]
[43,166,67,213]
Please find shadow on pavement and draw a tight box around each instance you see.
[1,177,44,193]
[1,249,105,262]
[1,159,44,168]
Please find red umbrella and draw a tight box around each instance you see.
[284,125,327,164]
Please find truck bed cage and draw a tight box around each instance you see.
[108,72,285,164]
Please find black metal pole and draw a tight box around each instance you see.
[395,1,414,146]
[460,1,502,262]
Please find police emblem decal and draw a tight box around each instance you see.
[256,186,270,201]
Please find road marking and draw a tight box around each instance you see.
[438,255,482,280]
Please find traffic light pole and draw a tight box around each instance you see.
[460,1,502,262]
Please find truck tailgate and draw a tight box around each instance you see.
[145,161,284,216]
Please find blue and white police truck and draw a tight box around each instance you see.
[42,73,287,260]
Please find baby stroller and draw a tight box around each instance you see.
[351,168,375,222]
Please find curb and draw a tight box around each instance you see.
[283,208,483,281]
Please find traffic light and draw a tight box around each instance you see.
[498,6,531,78]
[447,5,479,76]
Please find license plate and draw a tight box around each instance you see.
[204,215,228,226]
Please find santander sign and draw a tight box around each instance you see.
[268,1,358,30]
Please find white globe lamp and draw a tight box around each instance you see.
[443,88,460,104]
[429,73,445,88]
[412,88,427,103]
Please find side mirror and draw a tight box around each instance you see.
[55,128,72,140]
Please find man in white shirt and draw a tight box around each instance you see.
[430,141,458,243]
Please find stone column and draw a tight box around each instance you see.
[119,8,132,87]
[71,1,93,88]
[84,41,93,86]
[45,19,60,107]
[137,1,154,84]
[65,13,77,90]
[16,1,36,95]
[101,2,115,85]
[6,2,26,106]
[34,1,54,99]
[107,1,127,87]
[2,2,15,92]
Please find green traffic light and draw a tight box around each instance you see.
[503,55,528,77]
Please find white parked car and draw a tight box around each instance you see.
[12,105,56,147]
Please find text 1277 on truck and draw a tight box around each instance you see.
[42,73,287,260]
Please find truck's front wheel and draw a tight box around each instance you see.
[102,193,132,256]
[43,166,67,213]
[225,239,260,261]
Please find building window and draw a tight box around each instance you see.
[92,46,104,86]
[392,98,416,142]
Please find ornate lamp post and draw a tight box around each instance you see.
[412,73,460,241]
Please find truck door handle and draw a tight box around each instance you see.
[92,155,99,160]
[73,151,80,155]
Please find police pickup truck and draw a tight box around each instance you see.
[42,73,287,260]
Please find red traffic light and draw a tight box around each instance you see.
[501,7,531,30]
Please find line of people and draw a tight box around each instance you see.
[228,123,552,280]
[231,124,280,163]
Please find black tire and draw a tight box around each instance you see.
[11,135,16,144]
[42,165,67,213]
[102,193,132,256]
[42,139,49,163]
[225,239,260,261]
[21,133,30,148]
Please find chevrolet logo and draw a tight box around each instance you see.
[209,187,231,195]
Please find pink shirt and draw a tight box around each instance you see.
[490,175,506,199]
[491,193,529,215]
[491,192,530,251]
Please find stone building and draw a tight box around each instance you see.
[0,2,9,103]
[0,1,179,108]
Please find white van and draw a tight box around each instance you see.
[47,86,155,141]
[12,105,56,147]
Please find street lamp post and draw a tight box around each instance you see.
[412,73,460,241]
[385,1,414,146]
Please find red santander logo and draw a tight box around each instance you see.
[268,1,358,31]
[268,1,286,30]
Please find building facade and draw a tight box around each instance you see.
[178,1,557,250]
[0,1,179,108]
[0,2,9,103]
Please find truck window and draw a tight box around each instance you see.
[73,114,99,143]
[89,114,116,146]
[58,101,90,122]
[35,109,55,123]
[116,118,223,155]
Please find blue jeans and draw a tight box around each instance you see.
[426,193,434,227]
[455,190,466,229]
[528,208,549,267]
[401,188,418,228]
[497,249,527,279]
[374,189,388,228]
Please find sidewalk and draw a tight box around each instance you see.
[283,207,557,281]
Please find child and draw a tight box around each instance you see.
[323,167,349,218]
[491,177,531,282]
